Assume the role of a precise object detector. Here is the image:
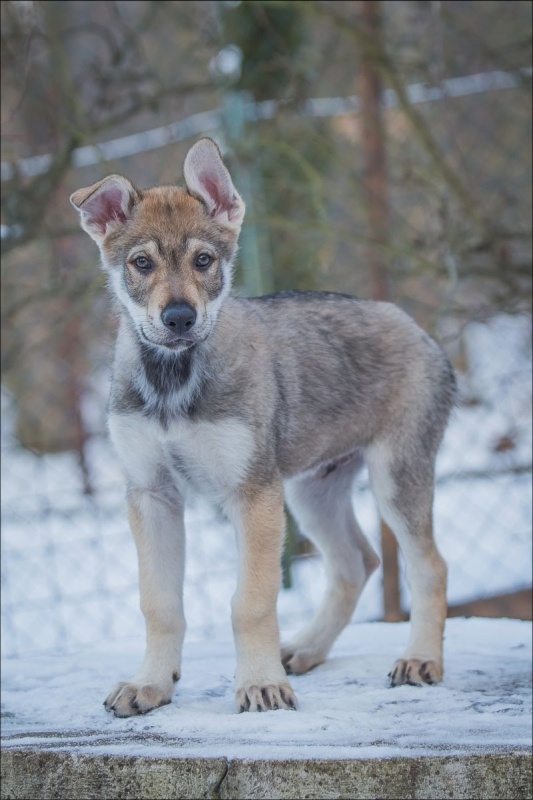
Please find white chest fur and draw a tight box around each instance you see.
[109,413,255,498]
[165,417,255,496]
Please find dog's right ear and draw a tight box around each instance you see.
[70,175,138,245]
[183,138,245,234]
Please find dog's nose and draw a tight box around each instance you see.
[161,302,197,335]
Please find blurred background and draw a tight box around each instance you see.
[1,0,531,659]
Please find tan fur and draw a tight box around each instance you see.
[230,480,297,711]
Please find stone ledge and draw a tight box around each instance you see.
[2,749,531,800]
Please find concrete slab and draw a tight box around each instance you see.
[1,749,531,799]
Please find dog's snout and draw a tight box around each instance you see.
[161,302,197,335]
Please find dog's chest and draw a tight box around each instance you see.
[163,417,255,495]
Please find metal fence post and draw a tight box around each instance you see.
[221,90,264,297]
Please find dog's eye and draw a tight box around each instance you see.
[133,256,152,271]
[195,252,213,269]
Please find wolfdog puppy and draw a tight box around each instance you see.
[71,138,455,716]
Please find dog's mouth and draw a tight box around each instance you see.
[139,327,196,351]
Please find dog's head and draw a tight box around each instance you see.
[70,138,245,352]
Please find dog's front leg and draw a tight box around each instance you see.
[104,486,186,717]
[230,480,297,712]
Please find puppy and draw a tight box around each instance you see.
[71,138,455,716]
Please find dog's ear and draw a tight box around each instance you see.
[70,175,138,244]
[183,138,245,233]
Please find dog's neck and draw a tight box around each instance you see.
[118,314,210,424]
[137,337,196,399]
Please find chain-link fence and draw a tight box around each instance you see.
[1,0,532,659]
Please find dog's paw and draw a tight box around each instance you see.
[104,681,173,717]
[389,658,442,687]
[281,644,325,675]
[236,681,298,712]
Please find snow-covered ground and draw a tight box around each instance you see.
[1,618,531,760]
[1,313,532,659]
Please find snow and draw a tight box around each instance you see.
[1,618,531,760]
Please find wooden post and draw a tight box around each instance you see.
[357,0,403,621]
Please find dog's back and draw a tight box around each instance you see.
[200,290,456,479]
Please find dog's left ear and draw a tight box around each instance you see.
[184,138,245,233]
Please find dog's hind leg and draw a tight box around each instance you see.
[366,438,447,686]
[282,454,380,675]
